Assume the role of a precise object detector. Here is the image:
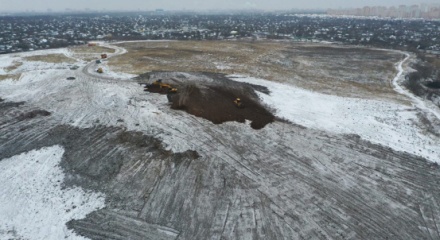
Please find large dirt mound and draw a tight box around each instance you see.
[171,84,274,129]
[142,72,274,129]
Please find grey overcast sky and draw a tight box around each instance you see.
[0,0,438,12]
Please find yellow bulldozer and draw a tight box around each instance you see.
[97,67,103,73]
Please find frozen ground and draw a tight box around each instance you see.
[1,41,440,239]
[230,74,439,162]
[0,146,105,240]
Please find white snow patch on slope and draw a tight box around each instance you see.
[14,48,72,58]
[0,48,76,76]
[0,65,192,152]
[0,146,105,240]
[90,62,137,80]
[0,55,20,75]
[229,75,440,162]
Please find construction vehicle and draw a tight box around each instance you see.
[147,79,173,89]
[96,59,101,64]
[167,88,178,102]
[234,98,244,108]
[101,54,108,59]
[144,80,178,98]
[97,67,103,73]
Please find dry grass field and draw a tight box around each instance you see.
[0,61,23,81]
[4,61,23,72]
[110,40,405,101]
[0,74,21,81]
[70,45,116,54]
[24,54,76,64]
[69,45,116,61]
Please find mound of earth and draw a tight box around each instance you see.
[142,73,275,129]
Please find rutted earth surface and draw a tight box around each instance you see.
[1,41,440,240]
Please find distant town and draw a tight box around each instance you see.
[328,3,440,19]
[0,10,439,55]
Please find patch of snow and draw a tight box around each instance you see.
[0,54,20,75]
[0,146,105,240]
[13,48,72,58]
[15,61,70,73]
[0,63,192,153]
[95,63,137,80]
[214,62,232,70]
[0,47,79,76]
[229,74,440,162]
[157,228,179,237]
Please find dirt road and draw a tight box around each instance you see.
[80,43,136,82]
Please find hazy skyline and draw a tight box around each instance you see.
[0,0,438,12]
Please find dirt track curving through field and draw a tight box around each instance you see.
[80,43,137,82]
[391,52,440,120]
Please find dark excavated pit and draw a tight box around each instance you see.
[142,72,275,129]
[426,81,440,89]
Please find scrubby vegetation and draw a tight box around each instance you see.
[404,53,440,107]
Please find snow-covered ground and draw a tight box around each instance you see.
[0,55,18,75]
[0,43,439,163]
[0,48,80,76]
[1,42,440,239]
[230,74,439,162]
[0,146,105,240]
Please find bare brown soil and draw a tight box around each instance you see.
[144,76,274,129]
[174,84,274,129]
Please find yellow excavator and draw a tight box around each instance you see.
[234,98,243,108]
[150,79,173,89]
[145,79,178,93]
[167,87,178,102]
